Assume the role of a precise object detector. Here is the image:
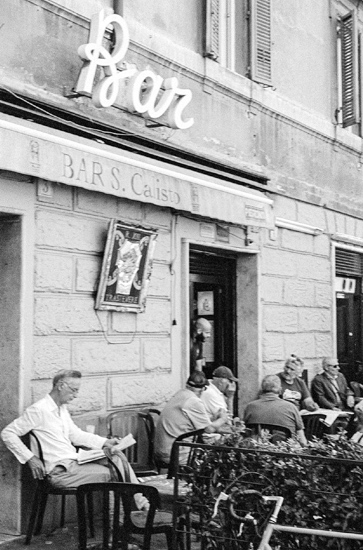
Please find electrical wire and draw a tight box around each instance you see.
[0,84,175,142]
[95,308,137,345]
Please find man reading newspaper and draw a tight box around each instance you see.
[1,370,148,511]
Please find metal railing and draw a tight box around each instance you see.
[171,439,363,549]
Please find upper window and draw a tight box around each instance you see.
[336,8,362,132]
[204,0,272,86]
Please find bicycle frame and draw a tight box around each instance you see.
[258,496,363,549]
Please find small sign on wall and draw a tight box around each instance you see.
[197,291,214,315]
[200,223,215,239]
[335,277,356,294]
[95,220,158,312]
[37,179,53,201]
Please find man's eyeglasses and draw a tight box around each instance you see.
[328,364,339,368]
[62,381,80,394]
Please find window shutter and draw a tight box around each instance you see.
[336,249,363,277]
[205,0,220,60]
[340,10,359,127]
[250,0,272,85]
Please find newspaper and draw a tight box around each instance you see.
[300,408,353,427]
[77,433,136,464]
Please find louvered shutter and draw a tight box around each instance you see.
[250,0,272,85]
[205,0,220,60]
[340,10,359,127]
[336,249,363,277]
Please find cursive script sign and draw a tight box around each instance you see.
[75,9,194,130]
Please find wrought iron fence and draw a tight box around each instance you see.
[171,435,363,550]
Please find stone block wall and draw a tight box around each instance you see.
[260,194,363,385]
[33,182,178,423]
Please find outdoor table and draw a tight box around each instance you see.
[300,408,353,427]
[300,408,354,438]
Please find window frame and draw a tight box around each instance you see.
[338,9,360,128]
[205,0,272,85]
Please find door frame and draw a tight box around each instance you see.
[0,176,35,534]
[333,242,363,382]
[181,238,260,414]
[189,253,237,379]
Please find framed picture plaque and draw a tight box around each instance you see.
[95,220,158,312]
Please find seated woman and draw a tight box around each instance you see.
[277,355,319,411]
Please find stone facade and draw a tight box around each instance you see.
[1,0,363,534]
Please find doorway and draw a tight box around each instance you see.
[335,249,363,383]
[189,247,236,380]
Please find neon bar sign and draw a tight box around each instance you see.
[75,9,194,130]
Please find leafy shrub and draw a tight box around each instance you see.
[184,432,363,549]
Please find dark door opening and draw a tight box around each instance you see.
[189,248,236,380]
[336,286,363,383]
[335,249,363,384]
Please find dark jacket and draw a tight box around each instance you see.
[311,372,353,410]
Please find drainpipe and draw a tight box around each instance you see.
[113,0,123,15]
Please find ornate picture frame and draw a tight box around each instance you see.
[95,220,158,313]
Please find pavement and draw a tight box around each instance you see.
[0,475,199,549]
[0,524,179,550]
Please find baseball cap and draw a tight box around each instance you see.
[213,366,238,382]
[186,371,210,388]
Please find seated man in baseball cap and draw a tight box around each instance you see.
[201,366,238,425]
[154,371,229,467]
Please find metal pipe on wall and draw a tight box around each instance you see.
[113,0,124,15]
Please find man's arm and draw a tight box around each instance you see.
[66,413,107,449]
[311,377,336,409]
[1,407,46,480]
[204,409,230,433]
[298,379,319,411]
[302,396,319,411]
[296,429,307,446]
[1,407,41,464]
[184,398,227,434]
[340,375,355,408]
[292,407,307,445]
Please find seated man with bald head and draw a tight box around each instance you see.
[243,374,307,446]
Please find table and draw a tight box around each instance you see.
[300,408,354,439]
[300,408,353,427]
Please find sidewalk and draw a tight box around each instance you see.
[0,521,200,550]
[0,525,176,550]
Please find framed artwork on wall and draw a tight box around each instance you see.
[95,219,158,312]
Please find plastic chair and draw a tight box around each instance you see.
[165,429,205,550]
[167,428,205,479]
[246,423,292,444]
[138,409,161,475]
[76,482,173,550]
[301,414,327,441]
[106,409,159,477]
[25,431,122,545]
[350,381,363,402]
